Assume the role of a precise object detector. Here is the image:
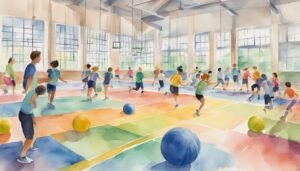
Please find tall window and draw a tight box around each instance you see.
[215,32,231,70]
[115,35,133,70]
[161,36,188,71]
[135,40,154,70]
[238,28,271,73]
[55,24,79,70]
[195,33,209,70]
[279,24,300,71]
[87,29,109,70]
[1,16,45,71]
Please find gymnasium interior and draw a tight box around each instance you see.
[0,0,300,170]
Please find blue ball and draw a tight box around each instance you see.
[123,104,135,115]
[161,127,201,166]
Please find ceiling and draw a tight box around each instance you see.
[53,0,300,30]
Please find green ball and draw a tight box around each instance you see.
[248,116,265,133]
[0,118,11,134]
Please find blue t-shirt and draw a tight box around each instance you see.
[103,72,113,85]
[23,63,37,90]
[89,72,99,82]
[48,69,61,86]
[20,90,36,114]
[232,67,239,76]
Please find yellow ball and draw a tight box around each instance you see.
[248,116,265,133]
[72,115,91,133]
[0,118,11,134]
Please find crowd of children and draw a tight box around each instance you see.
[0,50,299,164]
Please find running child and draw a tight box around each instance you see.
[248,66,262,101]
[158,70,165,91]
[87,66,100,100]
[17,85,46,164]
[260,74,274,113]
[281,82,299,117]
[103,67,113,100]
[129,67,144,94]
[224,67,230,89]
[3,57,16,95]
[81,64,91,89]
[47,60,67,107]
[240,67,250,92]
[115,67,120,82]
[152,66,160,86]
[195,73,210,116]
[231,64,240,91]
[127,67,134,88]
[213,68,225,90]
[272,72,280,96]
[169,66,189,108]
[189,67,199,87]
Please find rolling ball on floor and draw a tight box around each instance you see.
[161,127,201,166]
[248,116,265,133]
[72,115,91,133]
[123,104,135,115]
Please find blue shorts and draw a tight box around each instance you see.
[242,79,248,84]
[170,85,179,96]
[134,82,144,91]
[233,75,239,82]
[19,111,34,139]
[47,84,56,93]
[115,75,120,78]
[82,77,88,83]
[103,79,111,85]
[88,80,96,88]
[224,76,229,81]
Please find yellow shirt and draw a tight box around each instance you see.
[170,74,182,87]
[252,71,261,81]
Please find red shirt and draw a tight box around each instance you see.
[127,69,134,76]
[243,71,250,79]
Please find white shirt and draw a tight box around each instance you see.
[158,73,165,80]
[217,71,223,79]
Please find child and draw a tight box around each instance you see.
[272,72,280,96]
[189,67,199,87]
[195,73,209,116]
[169,66,189,108]
[129,67,144,94]
[23,51,41,94]
[103,67,114,100]
[127,67,134,80]
[81,64,91,89]
[47,60,67,107]
[3,57,16,95]
[152,66,160,86]
[87,66,100,100]
[158,70,165,91]
[224,67,230,89]
[17,85,46,164]
[248,66,262,101]
[213,68,225,90]
[240,68,250,92]
[281,82,299,117]
[231,64,240,91]
[115,67,120,82]
[260,74,274,112]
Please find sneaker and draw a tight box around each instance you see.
[128,87,132,93]
[30,147,39,151]
[17,156,33,164]
[195,110,200,116]
[164,92,168,96]
[175,104,179,108]
[3,88,8,95]
[141,91,144,94]
[258,95,261,100]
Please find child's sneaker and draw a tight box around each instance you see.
[195,110,200,116]
[158,87,160,91]
[175,104,179,108]
[17,156,33,164]
[30,147,39,151]
[164,92,168,96]
[257,95,261,100]
[128,87,132,93]
[141,91,144,94]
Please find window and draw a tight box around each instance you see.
[215,32,231,70]
[87,29,109,70]
[237,28,271,73]
[195,33,209,70]
[55,24,79,70]
[161,36,188,71]
[115,35,133,70]
[1,16,45,71]
[135,40,154,70]
[279,24,300,71]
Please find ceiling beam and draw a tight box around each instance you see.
[220,3,238,16]
[105,0,118,7]
[143,21,162,31]
[266,0,280,14]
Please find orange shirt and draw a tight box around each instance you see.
[284,88,298,99]
[252,71,261,81]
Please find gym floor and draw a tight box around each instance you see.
[0,81,300,171]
